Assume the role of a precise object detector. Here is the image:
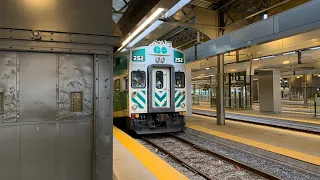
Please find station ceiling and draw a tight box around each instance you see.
[113,0,310,50]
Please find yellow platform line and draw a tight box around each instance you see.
[193,107,320,125]
[113,126,188,180]
[187,124,320,166]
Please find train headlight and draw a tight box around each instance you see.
[180,103,185,108]
[135,114,139,118]
[155,57,161,63]
[160,57,165,63]
[132,104,138,110]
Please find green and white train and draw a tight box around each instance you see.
[113,41,187,134]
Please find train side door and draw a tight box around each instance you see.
[152,67,171,108]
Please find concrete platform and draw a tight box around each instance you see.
[193,104,320,125]
[113,126,188,180]
[185,114,320,172]
[113,138,156,180]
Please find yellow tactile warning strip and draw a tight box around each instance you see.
[113,126,189,180]
[186,124,320,166]
[193,107,320,125]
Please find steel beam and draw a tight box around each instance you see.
[184,0,320,62]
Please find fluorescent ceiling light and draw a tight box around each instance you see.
[282,51,296,55]
[263,13,268,20]
[128,20,164,48]
[310,46,320,50]
[205,67,210,70]
[121,48,128,52]
[121,8,164,48]
[252,58,260,61]
[261,55,276,60]
[297,76,300,78]
[121,0,191,50]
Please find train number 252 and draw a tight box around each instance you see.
[175,58,184,63]
[133,56,144,61]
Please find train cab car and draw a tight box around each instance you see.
[113,41,187,134]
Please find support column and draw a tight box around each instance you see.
[210,76,213,107]
[216,54,225,125]
[289,78,292,101]
[258,70,281,113]
[303,74,308,107]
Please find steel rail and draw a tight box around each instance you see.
[169,133,281,180]
[141,136,213,180]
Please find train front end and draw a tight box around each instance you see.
[128,41,187,134]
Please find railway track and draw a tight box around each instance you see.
[192,109,320,135]
[142,133,280,180]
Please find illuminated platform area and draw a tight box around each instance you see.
[185,114,320,172]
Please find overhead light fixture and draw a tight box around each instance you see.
[261,55,276,60]
[128,20,164,48]
[118,8,165,51]
[282,51,296,55]
[252,58,260,61]
[297,76,300,78]
[263,13,268,20]
[120,0,191,50]
[205,67,210,70]
[318,75,320,77]
[121,48,128,52]
[310,46,320,50]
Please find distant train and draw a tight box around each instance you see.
[113,41,187,134]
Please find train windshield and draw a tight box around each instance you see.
[175,72,185,88]
[156,71,164,89]
[131,71,146,88]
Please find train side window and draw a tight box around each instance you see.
[114,79,120,91]
[131,71,146,88]
[156,71,163,89]
[175,72,185,88]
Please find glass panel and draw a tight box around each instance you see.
[131,71,146,88]
[70,92,82,112]
[175,72,185,88]
[156,71,163,89]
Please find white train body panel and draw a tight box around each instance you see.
[128,44,187,115]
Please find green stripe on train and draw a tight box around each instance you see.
[155,92,166,102]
